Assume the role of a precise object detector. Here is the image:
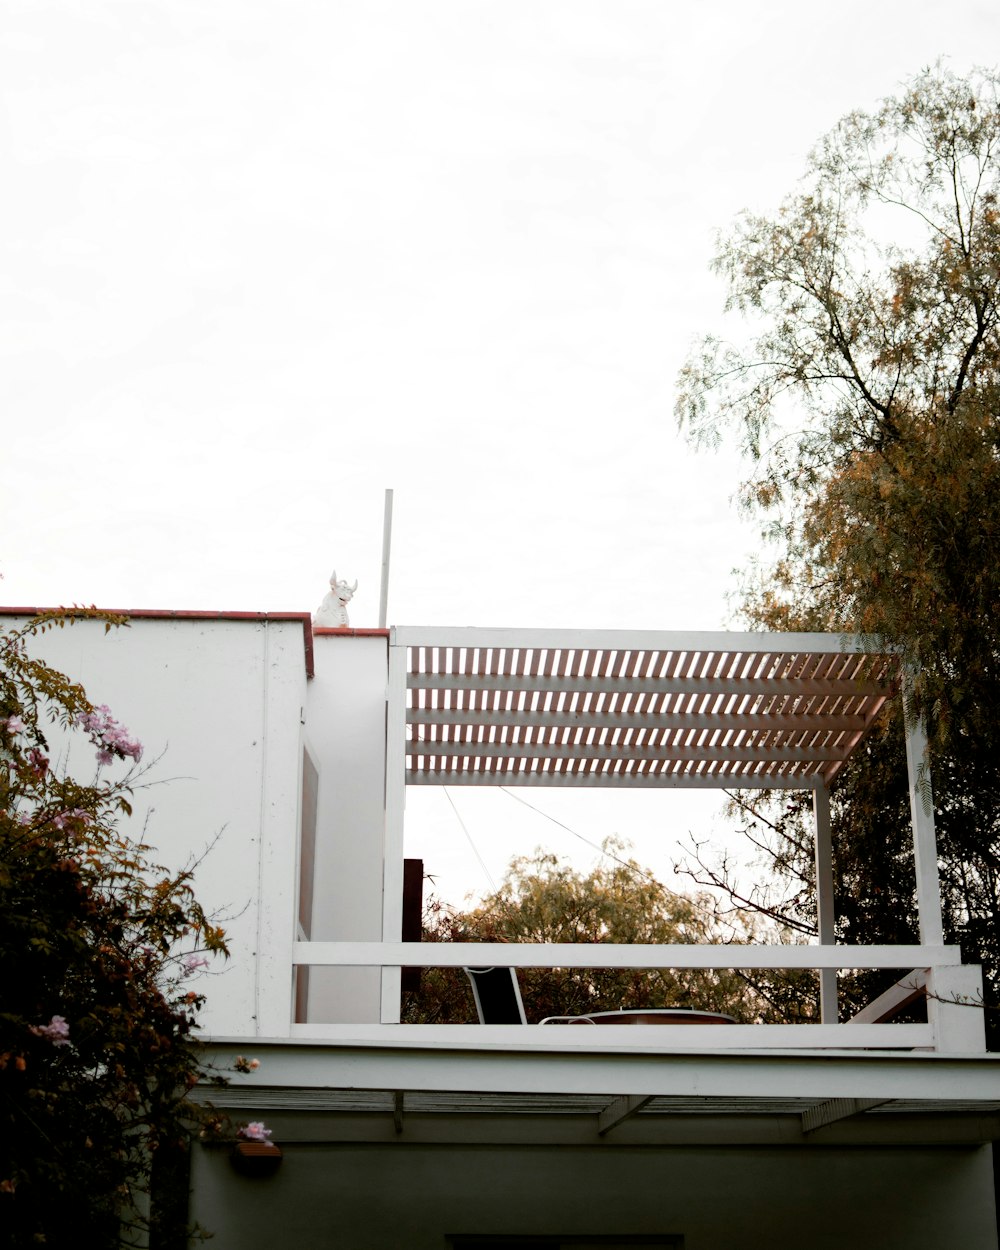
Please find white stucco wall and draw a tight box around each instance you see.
[303,632,389,1023]
[190,1137,998,1250]
[3,612,309,1038]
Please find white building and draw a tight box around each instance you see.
[6,608,999,1249]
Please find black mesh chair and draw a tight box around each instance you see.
[464,966,527,1025]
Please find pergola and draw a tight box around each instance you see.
[401,629,898,790]
[382,628,943,1024]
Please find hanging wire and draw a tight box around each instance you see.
[442,787,500,896]
[441,788,524,932]
[443,784,723,933]
[496,787,739,931]
[497,785,679,896]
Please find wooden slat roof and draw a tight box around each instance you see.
[203,1085,1000,1119]
[394,628,898,790]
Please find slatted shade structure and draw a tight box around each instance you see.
[396,628,899,790]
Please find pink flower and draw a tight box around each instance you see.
[30,1015,70,1046]
[4,715,25,735]
[183,953,210,973]
[52,809,90,831]
[77,706,142,766]
[237,1121,271,1142]
[233,1056,260,1073]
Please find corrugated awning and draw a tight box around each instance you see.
[394,628,899,790]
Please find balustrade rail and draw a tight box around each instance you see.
[289,941,986,1053]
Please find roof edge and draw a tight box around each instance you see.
[0,607,317,679]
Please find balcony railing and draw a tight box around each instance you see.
[289,940,986,1053]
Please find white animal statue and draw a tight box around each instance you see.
[313,570,358,628]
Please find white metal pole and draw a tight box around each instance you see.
[379,489,393,630]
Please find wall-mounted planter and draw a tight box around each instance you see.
[231,1140,283,1177]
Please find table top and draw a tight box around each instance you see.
[539,1008,737,1026]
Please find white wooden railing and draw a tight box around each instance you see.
[289,941,987,1053]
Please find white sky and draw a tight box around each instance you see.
[3,1,996,907]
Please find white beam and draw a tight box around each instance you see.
[205,1038,998,1103]
[284,1021,932,1049]
[597,1094,653,1135]
[849,970,929,1024]
[408,672,892,699]
[405,769,826,790]
[393,626,898,656]
[407,708,870,733]
[409,741,849,763]
[293,940,961,970]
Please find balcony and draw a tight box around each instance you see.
[292,627,985,1057]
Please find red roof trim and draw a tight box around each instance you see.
[312,627,390,638]
[0,607,317,679]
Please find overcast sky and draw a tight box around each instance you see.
[3,1,997,904]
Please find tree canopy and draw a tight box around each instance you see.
[677,65,1000,1038]
[0,614,228,1247]
[403,844,812,1025]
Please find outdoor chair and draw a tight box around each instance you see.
[464,966,736,1027]
[463,966,528,1025]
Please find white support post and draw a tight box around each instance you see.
[902,679,945,947]
[813,784,837,1024]
[380,635,408,1022]
[927,964,986,1052]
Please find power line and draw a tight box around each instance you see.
[496,786,681,897]
[441,787,500,897]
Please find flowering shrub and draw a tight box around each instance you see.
[0,611,229,1247]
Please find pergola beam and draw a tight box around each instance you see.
[406,769,825,789]
[409,673,893,699]
[407,708,871,733]
[408,741,851,764]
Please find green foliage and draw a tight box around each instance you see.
[678,65,1000,1041]
[403,843,812,1025]
[0,614,228,1248]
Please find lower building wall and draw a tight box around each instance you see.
[190,1138,998,1250]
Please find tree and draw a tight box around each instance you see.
[0,613,228,1248]
[403,843,813,1025]
[676,65,1000,1038]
